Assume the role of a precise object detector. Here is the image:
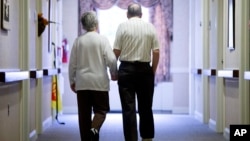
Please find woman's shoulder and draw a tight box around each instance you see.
[98,34,109,41]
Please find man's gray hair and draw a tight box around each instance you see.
[81,11,98,31]
[127,3,142,17]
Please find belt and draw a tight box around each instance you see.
[120,61,150,65]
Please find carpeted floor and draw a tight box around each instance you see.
[36,113,228,141]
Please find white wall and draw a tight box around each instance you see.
[171,0,190,114]
[62,0,79,113]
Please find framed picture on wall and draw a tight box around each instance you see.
[227,0,235,50]
[1,0,10,30]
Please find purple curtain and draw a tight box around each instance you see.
[116,0,134,9]
[136,0,159,7]
[78,0,94,34]
[79,0,173,83]
[151,0,173,83]
[92,0,117,9]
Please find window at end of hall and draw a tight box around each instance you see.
[97,6,149,47]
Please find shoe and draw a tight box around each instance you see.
[90,128,99,141]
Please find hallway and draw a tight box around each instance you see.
[1,0,250,140]
[36,113,227,141]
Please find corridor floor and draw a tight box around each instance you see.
[36,113,228,141]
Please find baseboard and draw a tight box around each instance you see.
[153,110,172,114]
[63,107,174,114]
[223,127,230,140]
[109,110,172,114]
[63,106,78,114]
[172,107,189,114]
[42,116,53,132]
[194,110,203,123]
[29,130,37,141]
[208,118,217,132]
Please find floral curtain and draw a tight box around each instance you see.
[79,0,173,83]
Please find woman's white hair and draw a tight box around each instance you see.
[81,11,98,31]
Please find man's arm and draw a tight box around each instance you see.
[152,49,159,75]
[113,49,121,59]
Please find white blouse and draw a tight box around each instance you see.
[68,32,117,91]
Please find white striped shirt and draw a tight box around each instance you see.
[113,17,159,62]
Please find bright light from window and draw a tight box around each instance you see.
[97,6,149,47]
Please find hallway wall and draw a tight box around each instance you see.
[0,0,22,140]
[190,0,250,140]
[172,0,190,114]
[0,0,62,140]
[61,0,79,113]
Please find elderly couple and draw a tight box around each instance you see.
[68,2,160,141]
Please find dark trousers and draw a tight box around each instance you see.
[118,61,155,141]
[77,90,110,141]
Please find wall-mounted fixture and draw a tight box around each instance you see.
[38,13,57,36]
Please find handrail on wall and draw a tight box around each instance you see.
[43,68,61,76]
[30,70,44,78]
[244,71,250,80]
[191,68,202,75]
[192,68,241,78]
[217,69,239,78]
[0,68,61,83]
[203,69,217,76]
[0,71,29,83]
